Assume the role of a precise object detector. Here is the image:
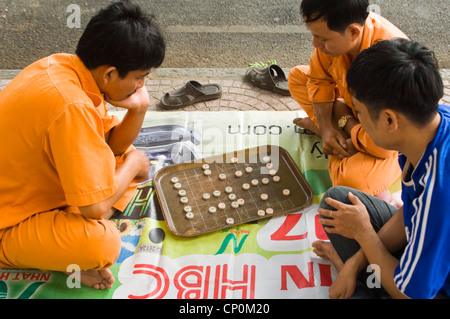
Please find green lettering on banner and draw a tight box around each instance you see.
[214,233,250,255]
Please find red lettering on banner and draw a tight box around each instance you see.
[0,272,51,281]
[318,263,332,287]
[315,214,328,240]
[281,263,315,290]
[0,272,9,280]
[174,265,211,299]
[280,262,332,290]
[270,213,308,241]
[213,264,256,299]
[128,264,169,299]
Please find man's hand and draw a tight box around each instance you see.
[106,86,150,111]
[123,149,150,183]
[106,87,149,156]
[320,126,351,159]
[318,192,373,240]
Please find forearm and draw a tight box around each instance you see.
[312,102,334,129]
[339,209,407,291]
[332,99,358,137]
[107,108,147,156]
[356,228,408,299]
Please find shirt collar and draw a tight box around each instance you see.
[359,13,376,53]
[71,55,105,108]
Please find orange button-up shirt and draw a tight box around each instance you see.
[306,13,408,157]
[0,54,121,229]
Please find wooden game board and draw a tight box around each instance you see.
[153,145,313,237]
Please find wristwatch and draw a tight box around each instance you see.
[338,115,354,129]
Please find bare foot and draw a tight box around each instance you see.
[293,117,320,136]
[312,241,344,272]
[65,269,115,290]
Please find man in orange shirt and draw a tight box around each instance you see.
[0,1,165,289]
[289,0,408,199]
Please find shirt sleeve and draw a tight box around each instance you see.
[45,102,118,207]
[394,150,450,298]
[306,49,337,104]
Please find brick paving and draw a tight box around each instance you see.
[135,77,302,112]
[1,75,450,112]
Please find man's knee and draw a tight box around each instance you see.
[288,65,309,89]
[76,219,121,270]
[320,186,354,210]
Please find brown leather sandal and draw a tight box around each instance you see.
[160,81,222,109]
[245,64,291,96]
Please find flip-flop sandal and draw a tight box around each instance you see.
[160,80,222,109]
[246,64,291,96]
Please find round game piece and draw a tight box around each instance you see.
[245,166,253,173]
[231,201,239,208]
[228,193,237,201]
[262,156,271,163]
[178,190,187,197]
[202,193,211,200]
[266,163,274,169]
[185,212,194,219]
[261,177,269,185]
[260,193,268,201]
[257,209,265,217]
[242,183,250,190]
[251,179,259,186]
[204,169,212,176]
[237,198,245,206]
[266,208,274,215]
[273,175,281,183]
[235,170,243,177]
[213,190,221,197]
[231,157,238,163]
[283,189,291,196]
[219,173,227,180]
[218,203,226,210]
[171,177,179,184]
[184,206,192,213]
[202,164,210,170]
[174,183,182,189]
[226,217,235,225]
[180,197,189,204]
[269,169,277,176]
[208,206,217,214]
[225,186,233,193]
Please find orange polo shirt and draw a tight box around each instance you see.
[0,54,121,230]
[306,12,408,157]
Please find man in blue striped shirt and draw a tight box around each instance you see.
[313,38,449,299]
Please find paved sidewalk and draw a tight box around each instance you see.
[1,69,450,112]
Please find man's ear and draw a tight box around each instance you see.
[383,109,400,133]
[347,23,363,41]
[102,66,118,85]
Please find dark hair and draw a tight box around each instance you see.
[76,0,165,78]
[347,39,443,126]
[300,0,369,33]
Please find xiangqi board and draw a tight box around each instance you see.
[153,145,313,237]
